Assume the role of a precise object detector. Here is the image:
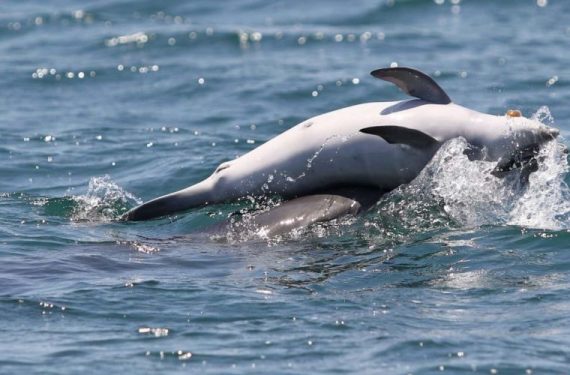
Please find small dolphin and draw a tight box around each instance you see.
[123,67,559,230]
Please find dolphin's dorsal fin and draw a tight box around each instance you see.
[371,67,451,105]
[360,125,440,149]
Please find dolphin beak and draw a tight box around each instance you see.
[121,194,183,221]
[121,180,214,221]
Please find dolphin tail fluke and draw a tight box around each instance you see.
[121,180,213,221]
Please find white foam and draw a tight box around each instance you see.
[71,175,141,222]
[403,132,569,230]
[508,140,570,229]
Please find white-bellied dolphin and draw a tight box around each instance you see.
[122,67,559,228]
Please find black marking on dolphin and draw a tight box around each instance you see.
[491,144,541,184]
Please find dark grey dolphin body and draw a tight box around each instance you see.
[123,67,559,237]
[205,187,383,238]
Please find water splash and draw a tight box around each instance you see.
[71,175,141,222]
[284,133,353,183]
[413,138,522,227]
[380,136,570,231]
[532,105,555,125]
[508,140,570,229]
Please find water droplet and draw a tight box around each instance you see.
[546,75,559,87]
[251,31,262,42]
[360,31,372,42]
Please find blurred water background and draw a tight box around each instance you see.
[1,0,570,373]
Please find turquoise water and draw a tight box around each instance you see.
[2,0,570,373]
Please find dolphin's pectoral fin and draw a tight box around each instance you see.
[214,187,383,238]
[491,144,541,184]
[371,67,452,105]
[360,125,440,149]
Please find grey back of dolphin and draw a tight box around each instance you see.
[206,187,383,238]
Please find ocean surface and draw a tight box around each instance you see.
[1,0,570,373]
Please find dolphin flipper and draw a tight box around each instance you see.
[360,125,440,149]
[211,187,382,238]
[371,67,452,105]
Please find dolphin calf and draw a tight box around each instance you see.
[123,67,559,230]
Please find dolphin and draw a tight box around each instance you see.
[122,67,559,230]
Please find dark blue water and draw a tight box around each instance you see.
[2,0,570,373]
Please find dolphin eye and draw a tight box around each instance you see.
[506,109,522,118]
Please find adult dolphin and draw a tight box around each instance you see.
[122,67,559,228]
